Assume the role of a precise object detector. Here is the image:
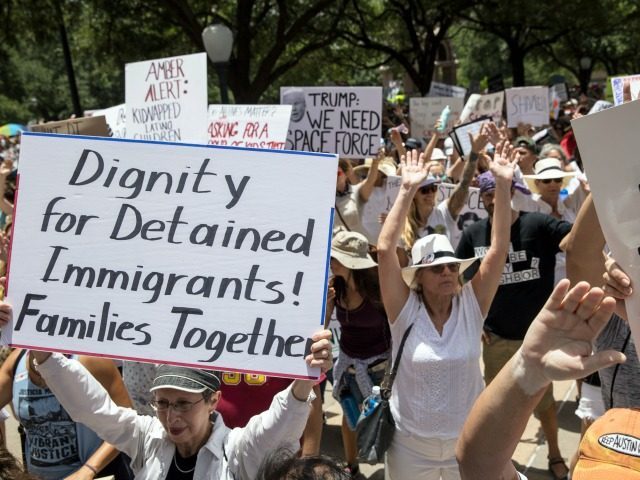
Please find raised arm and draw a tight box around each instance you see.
[377,150,428,322]
[358,152,382,202]
[470,140,515,315]
[457,280,626,479]
[447,127,487,219]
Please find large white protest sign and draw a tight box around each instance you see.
[611,75,640,105]
[428,82,467,98]
[437,184,487,248]
[571,100,640,356]
[207,104,292,149]
[409,97,463,138]
[459,92,504,124]
[4,133,336,379]
[93,104,126,138]
[126,53,208,143]
[281,86,382,158]
[505,86,550,127]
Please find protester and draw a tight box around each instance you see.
[0,297,332,480]
[256,447,350,480]
[398,126,487,257]
[455,166,573,480]
[0,348,133,479]
[513,136,538,175]
[0,446,40,480]
[325,230,390,476]
[376,138,515,479]
[456,280,626,480]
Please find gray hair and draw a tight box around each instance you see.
[539,144,567,163]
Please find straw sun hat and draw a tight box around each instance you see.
[330,231,377,270]
[523,157,576,194]
[401,234,480,287]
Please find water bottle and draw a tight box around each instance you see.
[362,385,382,418]
[437,105,451,132]
[559,188,568,202]
[339,393,361,431]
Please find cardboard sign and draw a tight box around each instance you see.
[611,75,640,105]
[571,100,640,357]
[409,97,464,138]
[459,92,504,123]
[30,116,110,136]
[281,86,382,158]
[505,86,550,127]
[92,104,127,138]
[550,83,569,103]
[126,53,208,143]
[4,133,337,379]
[207,105,292,149]
[428,81,467,98]
[438,183,487,248]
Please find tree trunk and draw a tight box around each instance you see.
[509,45,526,87]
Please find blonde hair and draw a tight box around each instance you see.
[401,199,422,253]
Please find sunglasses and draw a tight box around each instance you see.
[428,262,460,274]
[150,398,204,413]
[419,185,438,194]
[540,178,563,184]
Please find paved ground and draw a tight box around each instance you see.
[4,379,580,480]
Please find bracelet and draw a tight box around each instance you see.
[83,463,98,475]
[469,151,479,161]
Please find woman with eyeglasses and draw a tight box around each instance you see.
[0,312,333,480]
[376,137,515,479]
[399,130,489,264]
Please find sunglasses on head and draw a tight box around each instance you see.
[540,178,563,184]
[428,262,460,274]
[419,185,438,194]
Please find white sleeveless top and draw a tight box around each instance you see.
[390,282,485,439]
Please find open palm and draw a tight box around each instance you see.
[400,149,429,187]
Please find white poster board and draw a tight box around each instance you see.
[93,104,127,138]
[281,86,382,158]
[4,133,337,379]
[207,105,292,149]
[438,184,487,248]
[126,52,208,143]
[571,100,640,354]
[428,82,467,98]
[505,86,550,127]
[409,97,464,138]
[459,92,504,123]
[611,75,640,105]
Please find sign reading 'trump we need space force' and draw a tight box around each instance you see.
[4,133,337,379]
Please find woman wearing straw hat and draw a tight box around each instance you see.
[326,230,390,476]
[0,319,333,480]
[376,138,516,479]
[523,157,582,285]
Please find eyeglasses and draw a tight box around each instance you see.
[428,263,460,274]
[150,398,204,413]
[419,185,438,194]
[540,178,563,184]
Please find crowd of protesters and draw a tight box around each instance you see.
[0,83,638,480]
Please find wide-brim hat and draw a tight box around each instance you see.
[331,230,377,270]
[401,234,480,287]
[150,365,222,393]
[431,148,447,161]
[353,158,397,178]
[573,408,640,479]
[523,157,576,193]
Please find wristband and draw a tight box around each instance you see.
[83,463,98,475]
[469,151,479,162]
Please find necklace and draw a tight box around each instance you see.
[173,453,196,474]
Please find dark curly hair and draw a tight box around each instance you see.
[256,447,352,480]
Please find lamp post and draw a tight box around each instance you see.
[202,24,234,104]
[579,56,592,95]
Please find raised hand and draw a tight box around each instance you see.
[468,124,489,154]
[399,149,428,188]
[305,329,333,373]
[603,255,632,299]
[488,139,516,182]
[484,122,504,146]
[518,280,625,393]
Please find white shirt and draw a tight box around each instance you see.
[390,283,485,439]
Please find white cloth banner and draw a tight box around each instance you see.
[505,86,550,127]
[207,104,292,149]
[571,100,640,356]
[281,86,382,158]
[126,52,208,143]
[409,97,463,138]
[4,133,337,379]
[93,104,127,138]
